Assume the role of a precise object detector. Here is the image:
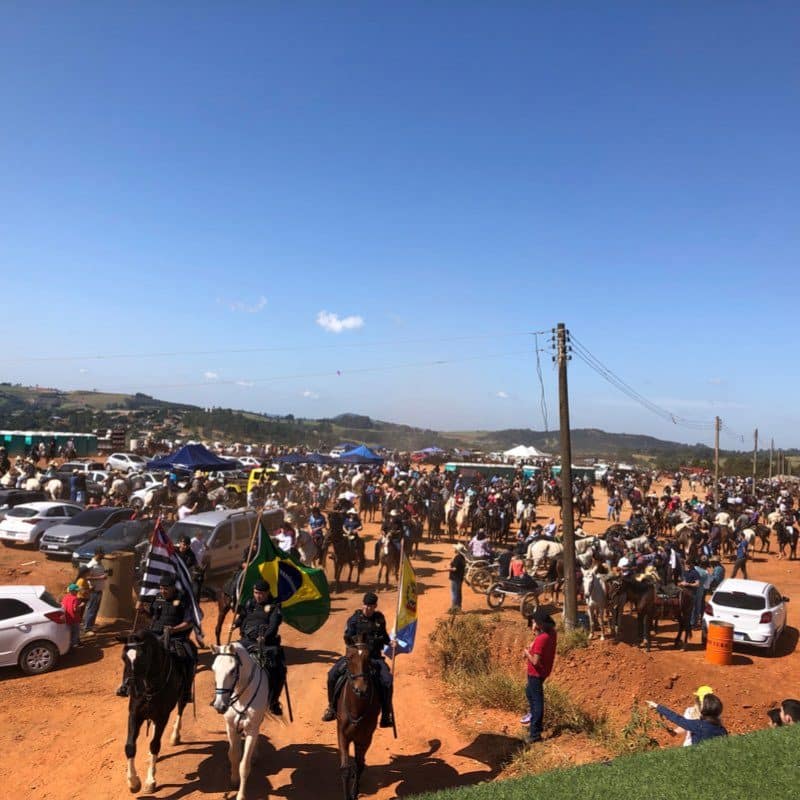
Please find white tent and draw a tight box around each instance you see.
[503,444,549,460]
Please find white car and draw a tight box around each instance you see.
[703,578,789,656]
[237,456,262,468]
[106,452,149,473]
[0,502,84,547]
[0,585,71,674]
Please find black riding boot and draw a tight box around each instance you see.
[380,684,394,728]
[116,676,131,697]
[269,663,286,715]
[322,668,338,722]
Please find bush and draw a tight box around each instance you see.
[555,622,589,656]
[429,614,492,675]
[446,668,528,713]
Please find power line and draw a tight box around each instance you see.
[0,331,538,365]
[534,333,549,431]
[94,348,534,392]
[569,332,715,432]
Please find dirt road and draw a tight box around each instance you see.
[1,485,798,798]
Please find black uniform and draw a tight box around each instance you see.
[325,609,394,726]
[234,597,287,713]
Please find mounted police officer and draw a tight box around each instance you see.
[375,508,403,564]
[322,591,395,728]
[233,579,286,715]
[117,574,197,702]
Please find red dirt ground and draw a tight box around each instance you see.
[0,480,796,798]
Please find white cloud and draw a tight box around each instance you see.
[228,296,267,314]
[79,368,89,374]
[302,389,320,399]
[204,371,219,380]
[496,391,509,399]
[316,310,364,334]
[236,380,254,388]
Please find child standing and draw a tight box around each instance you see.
[61,583,84,648]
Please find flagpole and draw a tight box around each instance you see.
[226,509,263,645]
[132,515,162,632]
[388,536,404,739]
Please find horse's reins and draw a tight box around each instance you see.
[343,648,375,725]
[127,639,175,702]
[213,649,264,728]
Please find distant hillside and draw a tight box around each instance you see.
[0,383,780,467]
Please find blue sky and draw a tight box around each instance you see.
[1,4,798,449]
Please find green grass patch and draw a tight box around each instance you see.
[555,622,589,656]
[429,613,492,675]
[415,724,800,800]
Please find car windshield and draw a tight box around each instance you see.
[66,509,115,526]
[713,591,766,611]
[168,522,209,544]
[92,521,144,541]
[5,507,38,518]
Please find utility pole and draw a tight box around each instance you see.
[556,323,577,630]
[753,428,758,491]
[769,438,774,480]
[713,416,720,508]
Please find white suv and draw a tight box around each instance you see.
[106,453,149,473]
[0,585,71,674]
[703,578,789,656]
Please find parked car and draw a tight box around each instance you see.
[237,456,263,468]
[71,519,155,570]
[703,578,789,656]
[166,508,283,574]
[0,489,47,522]
[106,453,149,473]
[39,507,135,557]
[59,461,106,474]
[0,585,71,674]
[0,502,84,547]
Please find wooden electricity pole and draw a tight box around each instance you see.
[752,428,758,490]
[713,416,720,508]
[769,438,774,480]
[556,323,577,630]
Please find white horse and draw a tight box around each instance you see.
[44,478,64,500]
[294,528,320,566]
[581,568,608,640]
[526,540,564,572]
[211,642,273,800]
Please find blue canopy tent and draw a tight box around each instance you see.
[146,444,241,472]
[339,445,384,464]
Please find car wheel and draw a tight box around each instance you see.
[1,540,14,548]
[768,628,783,658]
[19,641,59,675]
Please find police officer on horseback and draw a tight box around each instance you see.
[117,574,197,702]
[234,579,287,716]
[322,591,396,728]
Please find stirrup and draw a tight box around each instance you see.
[322,707,336,722]
[270,700,283,716]
[116,682,129,697]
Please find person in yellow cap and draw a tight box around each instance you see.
[674,685,715,746]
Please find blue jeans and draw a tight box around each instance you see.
[692,590,705,627]
[83,591,102,630]
[69,623,81,647]
[526,676,544,741]
[450,579,463,609]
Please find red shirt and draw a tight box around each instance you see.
[527,629,557,679]
[61,593,83,625]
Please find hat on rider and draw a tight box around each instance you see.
[390,509,400,517]
[159,574,177,587]
[254,579,272,593]
[347,509,358,515]
[362,592,379,606]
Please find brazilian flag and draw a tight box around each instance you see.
[240,522,330,634]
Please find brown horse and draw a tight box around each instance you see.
[375,537,401,588]
[336,643,381,800]
[607,575,658,651]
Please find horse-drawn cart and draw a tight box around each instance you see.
[486,575,555,618]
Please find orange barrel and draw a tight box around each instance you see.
[705,621,734,665]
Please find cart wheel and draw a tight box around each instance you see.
[470,568,493,594]
[520,593,539,619]
[487,583,505,608]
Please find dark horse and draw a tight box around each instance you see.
[213,570,243,645]
[336,642,381,800]
[608,577,693,651]
[115,630,190,793]
[326,511,366,592]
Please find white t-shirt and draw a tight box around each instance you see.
[679,705,700,746]
[178,505,194,520]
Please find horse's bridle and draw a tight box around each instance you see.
[213,648,263,720]
[345,647,373,699]
[125,637,174,702]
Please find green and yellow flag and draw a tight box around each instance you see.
[240,522,330,634]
